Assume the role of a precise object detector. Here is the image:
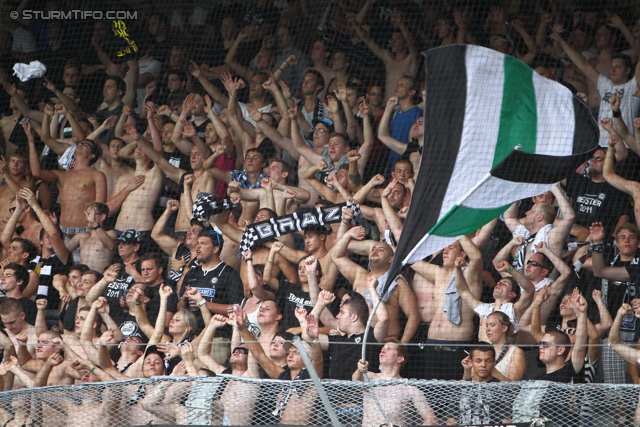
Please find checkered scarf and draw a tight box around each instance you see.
[192,193,236,219]
[238,201,369,255]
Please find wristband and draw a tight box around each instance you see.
[245,258,253,262]
[267,259,274,264]
[505,266,513,274]
[612,110,622,118]
[198,299,206,307]
[90,366,96,375]
[590,243,604,253]
[90,223,100,230]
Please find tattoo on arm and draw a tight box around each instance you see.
[348,174,361,185]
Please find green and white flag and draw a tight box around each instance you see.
[390,45,598,270]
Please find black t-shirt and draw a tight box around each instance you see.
[599,253,640,341]
[328,329,380,380]
[535,361,584,383]
[97,103,137,143]
[273,280,313,332]
[179,262,244,337]
[19,297,36,326]
[30,254,73,310]
[564,173,631,236]
[160,148,192,201]
[61,297,80,331]
[145,282,179,327]
[167,243,194,289]
[103,260,142,325]
[193,119,212,140]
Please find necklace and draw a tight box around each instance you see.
[317,251,329,259]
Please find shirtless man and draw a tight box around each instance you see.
[353,341,437,426]
[0,299,37,359]
[501,184,574,268]
[0,151,35,225]
[1,191,43,253]
[256,106,332,208]
[206,147,267,223]
[107,129,163,238]
[410,235,483,380]
[65,202,117,272]
[197,316,259,426]
[27,123,107,236]
[351,14,419,102]
[332,226,420,343]
[257,225,338,291]
[455,259,535,343]
[95,136,134,198]
[136,125,216,234]
[215,207,299,287]
[14,329,75,386]
[0,238,40,299]
[234,158,311,215]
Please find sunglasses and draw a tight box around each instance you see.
[209,229,221,246]
[539,341,554,348]
[232,347,249,355]
[591,156,604,162]
[287,350,301,356]
[527,260,544,267]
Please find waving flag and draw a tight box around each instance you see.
[388,45,599,280]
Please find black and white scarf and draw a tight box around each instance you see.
[238,201,369,255]
[192,193,237,219]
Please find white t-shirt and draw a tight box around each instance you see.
[597,74,640,147]
[238,102,272,126]
[135,57,162,114]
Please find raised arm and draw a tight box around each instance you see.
[223,27,256,82]
[21,188,69,264]
[604,135,640,197]
[608,304,640,364]
[592,289,613,338]
[548,184,575,253]
[190,61,229,107]
[589,222,632,281]
[151,200,181,256]
[459,235,483,288]
[330,226,367,284]
[453,257,482,311]
[569,289,588,373]
[122,59,139,107]
[549,26,600,85]
[350,16,389,63]
[25,121,57,182]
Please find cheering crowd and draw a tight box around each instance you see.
[1,0,640,425]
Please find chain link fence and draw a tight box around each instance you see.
[0,374,639,426]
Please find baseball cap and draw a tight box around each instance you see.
[312,117,335,133]
[117,229,141,244]
[283,341,313,360]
